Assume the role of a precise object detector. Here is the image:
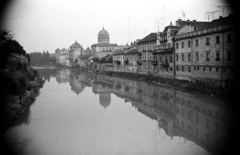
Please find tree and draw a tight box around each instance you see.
[0,30,26,68]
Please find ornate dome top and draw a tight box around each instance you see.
[98,27,109,39]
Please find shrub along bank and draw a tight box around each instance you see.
[0,30,44,134]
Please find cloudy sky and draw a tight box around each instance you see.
[2,0,232,53]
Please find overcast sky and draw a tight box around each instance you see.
[2,0,232,53]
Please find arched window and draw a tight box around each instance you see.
[165,56,168,63]
[170,56,173,63]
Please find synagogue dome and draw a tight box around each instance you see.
[98,27,109,39]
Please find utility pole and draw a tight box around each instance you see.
[218,5,228,17]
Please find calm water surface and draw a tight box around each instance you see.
[5,68,234,155]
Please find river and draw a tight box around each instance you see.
[4,68,235,155]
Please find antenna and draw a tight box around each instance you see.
[154,18,156,32]
[127,17,129,44]
[218,5,228,17]
[205,10,219,21]
[159,16,165,31]
[163,6,165,28]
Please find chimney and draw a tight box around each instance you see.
[193,20,196,22]
[219,16,222,19]
[170,22,172,25]
[178,19,181,21]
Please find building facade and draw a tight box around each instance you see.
[137,33,158,75]
[175,15,235,84]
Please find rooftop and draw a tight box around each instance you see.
[125,49,139,55]
[137,33,157,45]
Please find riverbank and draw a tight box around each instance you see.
[1,77,44,133]
[101,70,235,100]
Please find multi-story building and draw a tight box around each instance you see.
[174,14,235,84]
[137,33,158,75]
[58,48,69,66]
[157,23,179,78]
[69,41,83,67]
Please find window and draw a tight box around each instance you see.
[188,53,191,61]
[182,42,184,48]
[196,52,199,61]
[216,36,220,44]
[182,66,184,72]
[196,39,199,46]
[159,56,162,62]
[188,67,191,72]
[194,67,196,70]
[227,51,231,61]
[182,54,184,61]
[203,67,205,71]
[216,52,220,61]
[216,68,218,72]
[170,56,173,63]
[165,56,168,63]
[170,67,172,71]
[176,43,178,49]
[206,52,210,61]
[176,66,179,71]
[188,40,191,47]
[209,67,211,71]
[176,54,178,61]
[227,34,232,43]
[206,37,210,45]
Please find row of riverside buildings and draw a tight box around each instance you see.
[56,14,235,85]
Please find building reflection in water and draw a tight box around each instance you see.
[53,68,233,155]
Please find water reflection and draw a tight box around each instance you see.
[37,68,57,82]
[54,68,233,155]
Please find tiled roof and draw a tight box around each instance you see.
[163,25,180,32]
[91,43,118,47]
[80,55,91,59]
[112,50,126,56]
[125,49,139,55]
[207,14,235,28]
[137,33,157,44]
[176,20,209,30]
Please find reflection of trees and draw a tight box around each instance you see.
[37,68,57,82]
[2,132,31,155]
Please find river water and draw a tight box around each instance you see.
[4,68,235,155]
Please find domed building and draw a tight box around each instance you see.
[98,28,110,44]
[69,41,83,67]
[91,27,117,56]
[90,27,130,60]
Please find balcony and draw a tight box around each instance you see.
[160,62,169,67]
[151,60,158,65]
[137,61,142,66]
